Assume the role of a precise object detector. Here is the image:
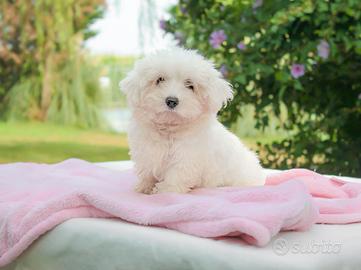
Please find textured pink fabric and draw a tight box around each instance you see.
[0,159,360,267]
[266,168,361,223]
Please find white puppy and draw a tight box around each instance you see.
[121,48,265,194]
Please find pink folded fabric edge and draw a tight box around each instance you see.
[0,159,360,267]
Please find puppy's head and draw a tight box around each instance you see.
[120,48,233,126]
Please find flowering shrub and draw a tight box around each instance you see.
[164,0,361,176]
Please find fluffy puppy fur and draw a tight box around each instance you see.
[121,48,265,194]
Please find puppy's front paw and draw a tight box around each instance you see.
[134,181,155,194]
[151,181,190,194]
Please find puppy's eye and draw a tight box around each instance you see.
[185,80,194,91]
[156,77,165,85]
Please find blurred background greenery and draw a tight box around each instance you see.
[0,0,360,176]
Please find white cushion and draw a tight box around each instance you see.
[4,161,361,270]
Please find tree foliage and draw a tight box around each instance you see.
[0,0,106,127]
[165,0,361,176]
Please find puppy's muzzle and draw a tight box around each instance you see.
[165,96,179,109]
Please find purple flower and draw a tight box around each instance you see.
[159,19,166,31]
[219,65,228,77]
[237,42,246,50]
[291,64,305,79]
[253,0,263,9]
[209,30,227,49]
[317,40,330,59]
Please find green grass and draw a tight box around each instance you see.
[0,121,283,164]
[0,122,129,163]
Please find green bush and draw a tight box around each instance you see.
[165,0,361,176]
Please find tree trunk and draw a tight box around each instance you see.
[40,55,52,121]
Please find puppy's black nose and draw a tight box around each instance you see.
[165,96,179,109]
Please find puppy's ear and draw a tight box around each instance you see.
[120,70,141,107]
[207,77,234,113]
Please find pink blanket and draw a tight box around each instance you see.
[1,159,361,267]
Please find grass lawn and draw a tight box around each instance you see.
[0,121,281,164]
[0,122,129,163]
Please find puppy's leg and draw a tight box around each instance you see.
[151,165,197,194]
[134,172,157,194]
